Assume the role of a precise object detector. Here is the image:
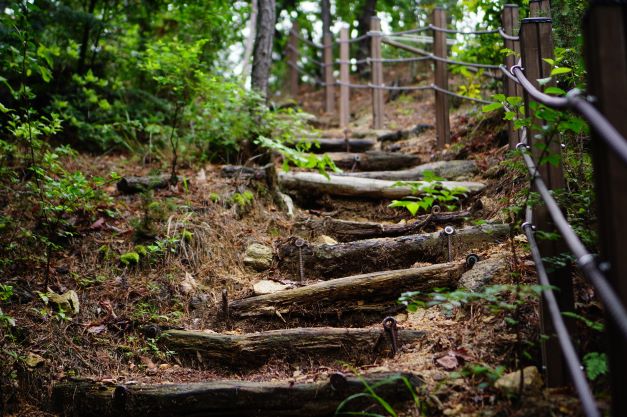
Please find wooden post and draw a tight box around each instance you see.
[502,4,522,148]
[323,33,335,113]
[529,0,551,17]
[520,17,574,388]
[433,7,450,148]
[339,26,350,128]
[287,21,299,98]
[370,16,384,130]
[584,4,627,417]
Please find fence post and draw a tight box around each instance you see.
[433,7,450,149]
[529,0,551,18]
[287,21,299,98]
[339,26,350,128]
[501,4,521,148]
[323,33,335,113]
[583,4,627,417]
[370,16,384,130]
[520,17,574,388]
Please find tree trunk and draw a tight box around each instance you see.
[251,0,276,99]
[277,224,509,279]
[77,0,98,75]
[160,327,425,368]
[294,208,475,242]
[230,262,465,318]
[339,160,478,181]
[327,151,420,171]
[321,0,331,38]
[52,372,422,417]
[241,0,258,81]
[278,172,485,200]
[356,0,377,73]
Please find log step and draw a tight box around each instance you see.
[229,262,465,319]
[298,138,375,153]
[339,160,478,181]
[52,372,422,417]
[278,224,510,279]
[326,151,421,171]
[160,327,426,368]
[278,172,485,200]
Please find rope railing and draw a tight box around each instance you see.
[498,27,520,41]
[428,23,499,35]
[291,31,323,49]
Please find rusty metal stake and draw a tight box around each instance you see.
[443,225,456,262]
[382,316,399,357]
[295,238,305,281]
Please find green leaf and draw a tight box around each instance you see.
[544,86,566,96]
[550,67,572,76]
[583,352,608,381]
[537,77,552,86]
[482,102,503,113]
[542,58,555,66]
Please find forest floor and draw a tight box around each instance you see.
[1,70,595,416]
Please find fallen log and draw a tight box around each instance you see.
[52,372,422,417]
[340,160,478,181]
[230,262,465,318]
[326,151,420,171]
[278,172,485,200]
[160,327,425,367]
[300,138,375,153]
[294,209,473,242]
[278,223,509,279]
[378,124,433,142]
[116,174,173,194]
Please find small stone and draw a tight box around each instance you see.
[47,289,80,315]
[458,256,507,292]
[253,280,290,295]
[495,366,543,395]
[25,352,45,368]
[315,235,337,245]
[243,243,273,271]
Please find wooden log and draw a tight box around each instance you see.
[340,160,477,181]
[294,209,474,242]
[323,33,335,113]
[378,124,433,142]
[433,8,450,148]
[116,174,173,194]
[370,17,384,129]
[52,372,422,417]
[278,224,509,280]
[303,138,375,153]
[230,262,465,318]
[339,26,350,128]
[160,327,426,367]
[221,165,267,180]
[327,151,421,171]
[278,172,485,201]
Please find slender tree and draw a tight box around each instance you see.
[251,0,276,99]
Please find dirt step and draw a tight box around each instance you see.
[338,159,478,181]
[160,327,425,369]
[326,151,420,171]
[52,372,422,417]
[278,223,509,280]
[229,262,464,319]
[294,207,476,242]
[279,172,485,200]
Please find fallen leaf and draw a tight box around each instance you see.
[87,325,107,334]
[89,218,105,230]
[436,353,459,370]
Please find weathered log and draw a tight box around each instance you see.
[299,138,375,153]
[278,172,485,200]
[116,174,173,194]
[327,151,421,171]
[294,209,473,242]
[278,224,509,279]
[221,165,267,180]
[230,262,464,318]
[341,160,478,181]
[160,327,425,367]
[52,372,422,417]
[378,124,433,142]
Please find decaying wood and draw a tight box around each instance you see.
[161,327,425,367]
[221,165,267,180]
[327,151,420,171]
[299,138,375,153]
[230,262,465,318]
[116,174,172,194]
[278,223,509,279]
[294,208,474,242]
[378,124,433,142]
[53,372,422,417]
[278,172,485,200]
[341,160,478,181]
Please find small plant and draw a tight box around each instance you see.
[120,251,140,266]
[0,284,15,328]
[389,171,469,215]
[583,352,608,381]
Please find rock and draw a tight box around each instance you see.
[25,352,45,368]
[315,235,338,245]
[47,289,80,315]
[495,366,543,395]
[253,280,290,295]
[458,256,508,292]
[180,272,198,294]
[243,243,273,271]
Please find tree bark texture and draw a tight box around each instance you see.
[251,0,276,99]
[52,372,422,417]
[277,224,510,280]
[300,138,376,153]
[230,262,465,318]
[327,151,420,171]
[160,327,425,368]
[339,160,478,181]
